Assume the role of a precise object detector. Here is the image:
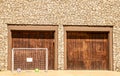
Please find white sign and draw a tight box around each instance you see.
[26,58,33,62]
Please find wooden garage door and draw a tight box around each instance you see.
[12,31,55,70]
[67,31,109,70]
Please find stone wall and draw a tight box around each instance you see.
[0,0,120,71]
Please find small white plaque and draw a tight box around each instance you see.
[26,58,33,62]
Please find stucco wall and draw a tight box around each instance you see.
[0,0,120,71]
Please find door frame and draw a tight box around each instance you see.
[64,26,113,70]
[8,24,58,70]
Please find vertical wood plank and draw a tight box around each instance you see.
[12,31,55,70]
[67,31,109,70]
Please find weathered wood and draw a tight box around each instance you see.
[67,32,109,70]
[12,31,55,70]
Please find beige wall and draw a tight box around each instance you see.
[0,0,120,71]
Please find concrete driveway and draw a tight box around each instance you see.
[0,70,120,76]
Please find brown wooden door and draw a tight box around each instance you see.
[12,31,55,70]
[67,31,109,70]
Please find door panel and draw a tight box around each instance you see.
[67,31,109,70]
[12,31,55,70]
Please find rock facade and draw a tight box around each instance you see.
[0,0,120,71]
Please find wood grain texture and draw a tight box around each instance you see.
[67,31,109,70]
[12,31,55,70]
